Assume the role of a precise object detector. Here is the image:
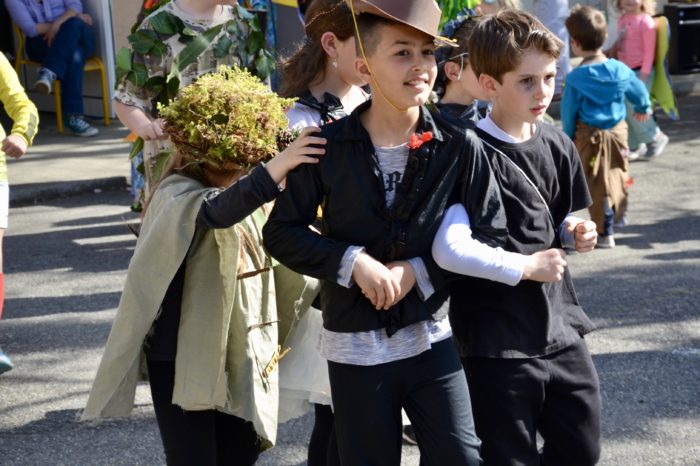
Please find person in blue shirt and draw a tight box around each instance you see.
[562,4,651,248]
[6,0,98,136]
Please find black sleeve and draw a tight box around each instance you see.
[262,161,350,282]
[459,133,509,248]
[196,165,280,229]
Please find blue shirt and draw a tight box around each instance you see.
[561,58,651,139]
[6,0,84,38]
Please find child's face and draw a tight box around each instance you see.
[486,49,556,126]
[619,0,643,14]
[358,23,437,109]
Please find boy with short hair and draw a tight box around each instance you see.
[432,9,602,466]
[563,4,651,248]
[264,0,506,464]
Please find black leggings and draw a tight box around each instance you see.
[308,403,341,466]
[147,359,261,466]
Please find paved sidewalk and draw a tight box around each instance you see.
[7,114,131,207]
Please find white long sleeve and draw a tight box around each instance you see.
[432,204,526,286]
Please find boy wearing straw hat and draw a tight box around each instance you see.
[264,0,512,464]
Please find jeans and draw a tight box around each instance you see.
[328,338,482,466]
[25,16,95,116]
[625,69,659,149]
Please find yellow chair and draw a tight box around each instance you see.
[13,23,111,133]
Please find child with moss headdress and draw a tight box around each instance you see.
[114,0,274,211]
[84,66,324,464]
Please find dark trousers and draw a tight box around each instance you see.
[146,360,261,466]
[25,16,95,115]
[463,338,601,466]
[328,338,482,466]
[308,403,341,466]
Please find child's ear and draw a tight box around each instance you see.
[478,73,499,98]
[444,61,461,82]
[354,56,372,83]
[320,32,339,60]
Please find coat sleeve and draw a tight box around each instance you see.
[0,54,39,146]
[262,161,350,283]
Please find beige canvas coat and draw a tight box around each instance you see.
[82,175,319,449]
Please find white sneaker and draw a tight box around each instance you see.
[34,68,56,94]
[645,132,669,158]
[628,144,646,161]
[597,234,616,249]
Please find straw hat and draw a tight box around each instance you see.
[347,0,456,47]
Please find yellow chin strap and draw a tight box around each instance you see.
[348,1,410,113]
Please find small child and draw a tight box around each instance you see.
[433,9,601,466]
[435,11,488,129]
[563,4,651,248]
[0,53,39,375]
[264,0,508,463]
[614,0,669,158]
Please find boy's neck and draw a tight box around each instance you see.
[361,99,421,148]
[489,106,537,142]
[441,84,476,106]
[579,48,606,65]
[175,0,222,20]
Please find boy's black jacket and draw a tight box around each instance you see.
[263,100,506,336]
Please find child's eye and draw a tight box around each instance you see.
[423,49,435,56]
[396,50,410,57]
[545,74,556,82]
[520,77,533,85]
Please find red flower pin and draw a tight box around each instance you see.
[408,131,433,150]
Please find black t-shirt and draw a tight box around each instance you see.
[449,122,595,358]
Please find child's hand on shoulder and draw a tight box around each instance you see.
[522,249,566,282]
[1,134,28,158]
[265,126,325,185]
[352,252,400,311]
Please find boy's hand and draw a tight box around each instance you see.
[632,112,650,122]
[265,126,325,185]
[385,261,416,304]
[570,220,598,253]
[522,249,566,282]
[352,252,400,311]
[136,119,166,141]
[2,134,28,158]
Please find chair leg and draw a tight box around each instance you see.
[54,80,63,134]
[99,65,110,127]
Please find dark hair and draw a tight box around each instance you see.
[565,4,607,51]
[435,13,480,96]
[354,12,395,57]
[468,9,563,83]
[278,0,355,97]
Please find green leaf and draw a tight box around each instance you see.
[128,137,144,160]
[129,30,162,54]
[151,150,174,185]
[149,11,178,36]
[115,47,132,73]
[169,24,224,80]
[246,31,265,55]
[166,76,181,102]
[181,26,197,37]
[235,4,255,20]
[254,52,275,80]
[148,41,168,57]
[213,35,233,59]
[145,75,166,96]
[132,62,149,87]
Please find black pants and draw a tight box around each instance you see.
[464,338,601,466]
[308,403,341,466]
[328,338,482,466]
[147,360,261,466]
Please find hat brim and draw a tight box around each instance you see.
[347,0,457,47]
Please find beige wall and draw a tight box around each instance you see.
[111,0,143,53]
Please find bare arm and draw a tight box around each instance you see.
[114,100,166,141]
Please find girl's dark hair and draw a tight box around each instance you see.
[435,13,481,96]
[278,0,355,97]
